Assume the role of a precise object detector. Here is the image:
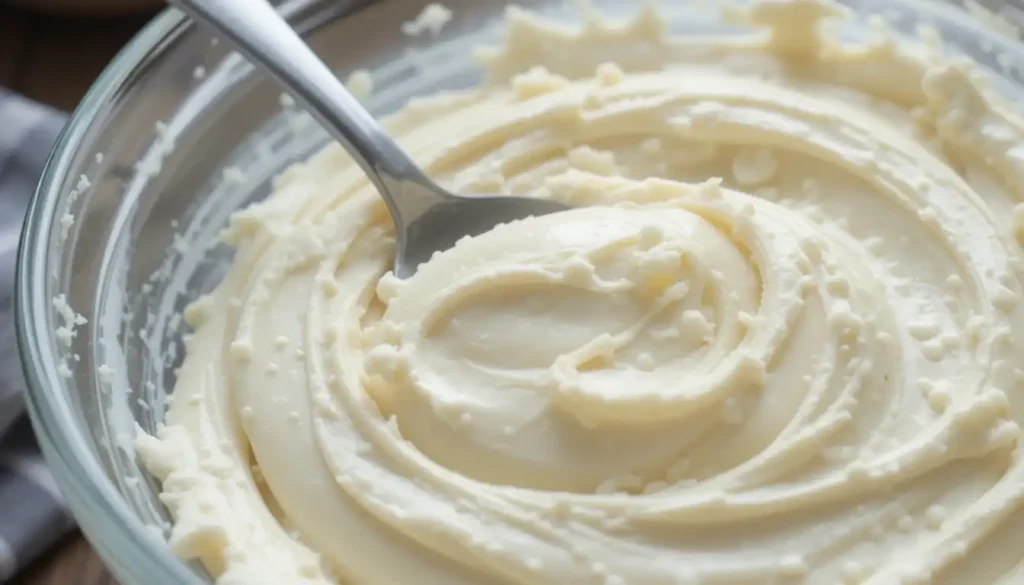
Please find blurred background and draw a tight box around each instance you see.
[3,4,162,584]
[2,0,161,110]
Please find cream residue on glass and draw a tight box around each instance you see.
[137,1,1024,584]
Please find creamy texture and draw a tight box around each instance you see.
[137,2,1024,584]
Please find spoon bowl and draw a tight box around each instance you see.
[398,189,570,278]
[170,0,571,278]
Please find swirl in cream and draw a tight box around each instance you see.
[138,1,1024,584]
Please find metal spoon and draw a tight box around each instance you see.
[170,0,570,278]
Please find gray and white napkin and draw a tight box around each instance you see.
[0,89,75,582]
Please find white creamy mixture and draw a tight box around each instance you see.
[137,1,1024,584]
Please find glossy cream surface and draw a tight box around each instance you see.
[137,2,1024,583]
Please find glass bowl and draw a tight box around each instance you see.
[15,0,1024,583]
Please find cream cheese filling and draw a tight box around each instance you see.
[138,2,1024,584]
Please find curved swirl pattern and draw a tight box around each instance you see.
[139,2,1024,584]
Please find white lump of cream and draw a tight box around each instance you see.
[401,3,453,37]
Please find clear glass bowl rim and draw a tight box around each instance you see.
[15,7,206,584]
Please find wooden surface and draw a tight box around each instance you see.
[0,4,156,109]
[2,5,157,584]
[10,536,117,585]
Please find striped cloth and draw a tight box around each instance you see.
[0,90,75,581]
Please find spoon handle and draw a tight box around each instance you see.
[170,0,436,205]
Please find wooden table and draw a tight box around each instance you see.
[11,536,117,585]
[2,5,156,583]
[0,5,156,109]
